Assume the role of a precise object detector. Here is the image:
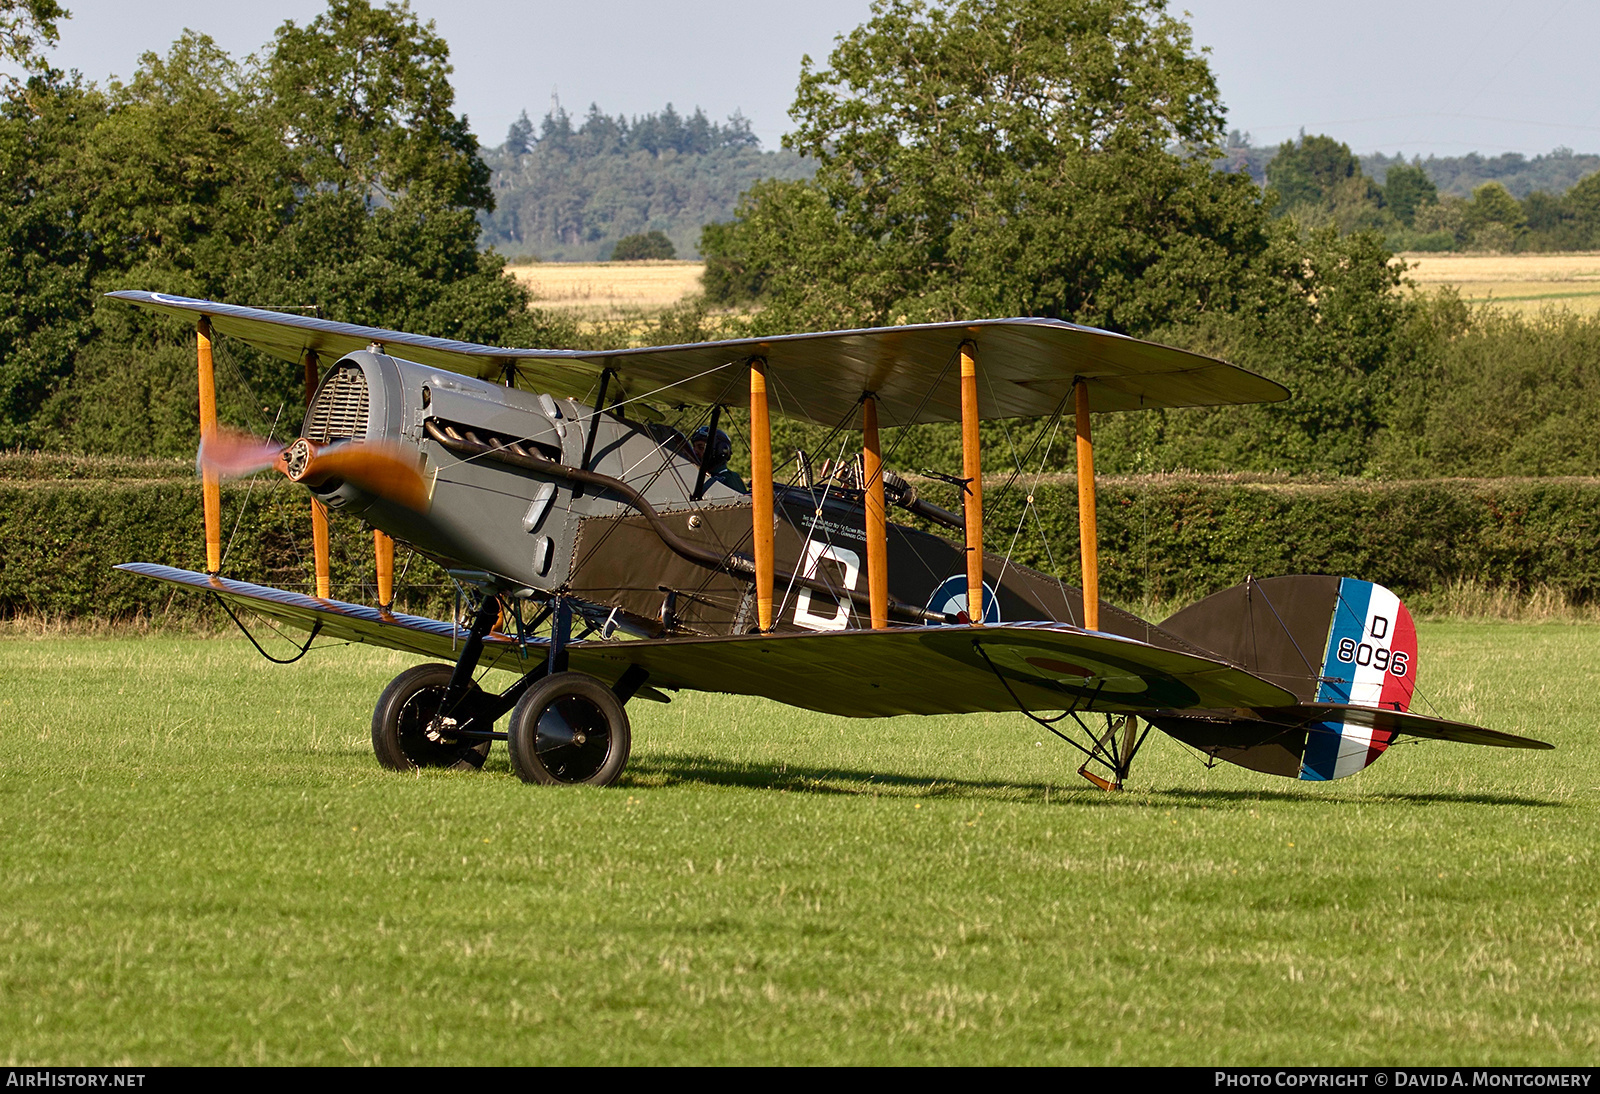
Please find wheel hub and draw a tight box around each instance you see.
[425,714,458,743]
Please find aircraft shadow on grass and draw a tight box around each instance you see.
[623,752,1094,799]
[619,754,1562,809]
[296,741,1556,808]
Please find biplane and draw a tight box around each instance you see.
[106,290,1551,789]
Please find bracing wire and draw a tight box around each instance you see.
[218,402,286,572]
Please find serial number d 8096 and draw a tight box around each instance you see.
[1337,637,1409,677]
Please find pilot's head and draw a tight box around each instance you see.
[691,426,733,470]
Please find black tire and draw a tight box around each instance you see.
[507,671,631,786]
[371,663,493,772]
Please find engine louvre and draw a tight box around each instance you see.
[304,363,370,443]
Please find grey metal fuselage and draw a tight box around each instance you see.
[302,349,744,596]
[299,350,1166,646]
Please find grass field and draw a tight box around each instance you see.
[1,624,1595,1065]
[1398,252,1600,316]
[508,261,705,317]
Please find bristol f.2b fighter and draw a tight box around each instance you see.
[108,290,1551,790]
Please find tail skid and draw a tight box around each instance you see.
[1075,714,1149,791]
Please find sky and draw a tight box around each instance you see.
[18,0,1600,159]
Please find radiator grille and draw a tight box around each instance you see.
[304,364,369,443]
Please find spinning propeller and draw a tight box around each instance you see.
[199,428,431,512]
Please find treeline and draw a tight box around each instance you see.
[1253,134,1600,252]
[0,1,572,456]
[1222,133,1600,200]
[508,103,760,158]
[1220,133,1600,252]
[482,108,1600,265]
[1362,148,1600,201]
[479,104,812,261]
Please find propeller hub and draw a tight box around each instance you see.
[283,438,315,481]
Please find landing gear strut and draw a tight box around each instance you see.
[369,592,645,787]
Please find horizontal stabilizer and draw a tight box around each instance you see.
[1147,702,1551,782]
[1290,703,1553,750]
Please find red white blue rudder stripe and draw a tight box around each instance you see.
[1315,578,1417,712]
[1299,579,1418,781]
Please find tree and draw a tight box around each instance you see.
[704,0,1275,334]
[1266,134,1364,209]
[1465,181,1524,251]
[1383,163,1436,227]
[610,230,674,261]
[1562,171,1600,248]
[0,0,64,84]
[1265,133,1386,234]
[0,72,104,443]
[266,0,490,211]
[505,109,533,155]
[81,34,290,299]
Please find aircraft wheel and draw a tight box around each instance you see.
[371,663,493,772]
[507,671,631,786]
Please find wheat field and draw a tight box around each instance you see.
[1397,251,1600,315]
[509,261,706,316]
[507,254,1600,321]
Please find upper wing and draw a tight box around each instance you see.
[118,563,1295,717]
[107,291,1288,427]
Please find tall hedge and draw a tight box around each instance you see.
[976,475,1600,606]
[0,458,453,621]
[3,460,1596,621]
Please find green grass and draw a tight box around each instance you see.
[1,623,1595,1065]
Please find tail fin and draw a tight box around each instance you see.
[1159,575,1417,710]
[1156,576,1419,781]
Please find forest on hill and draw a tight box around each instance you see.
[478,104,812,261]
[484,111,1600,261]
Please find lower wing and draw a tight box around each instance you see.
[116,563,1296,717]
[116,563,535,671]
